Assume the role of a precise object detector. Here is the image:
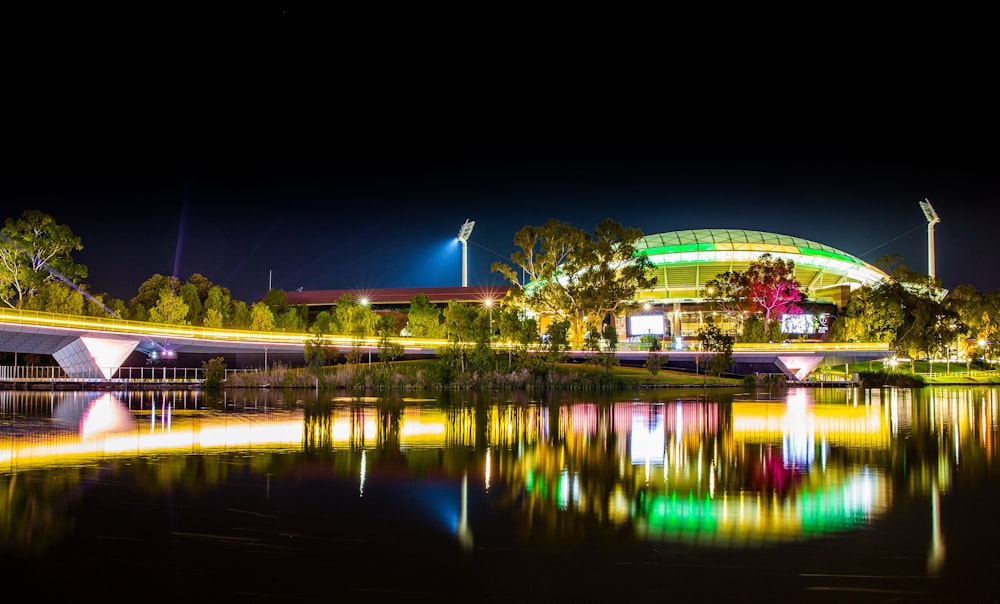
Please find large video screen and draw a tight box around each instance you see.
[781,313,814,334]
[629,314,664,336]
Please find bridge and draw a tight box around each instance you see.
[0,307,441,381]
[0,307,891,382]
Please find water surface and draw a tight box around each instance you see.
[1,386,997,602]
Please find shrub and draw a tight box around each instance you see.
[201,357,227,389]
[858,370,925,388]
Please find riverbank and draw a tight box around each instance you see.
[0,362,746,391]
[5,360,993,391]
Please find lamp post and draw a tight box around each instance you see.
[484,298,494,340]
[457,219,475,287]
[919,199,940,280]
[359,296,371,365]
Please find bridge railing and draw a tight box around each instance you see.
[0,365,68,381]
[0,365,253,383]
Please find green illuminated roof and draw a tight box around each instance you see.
[631,228,890,298]
[637,229,868,266]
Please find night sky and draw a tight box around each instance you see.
[4,8,997,306]
[4,141,995,306]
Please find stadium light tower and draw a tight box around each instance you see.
[918,198,940,279]
[457,219,475,287]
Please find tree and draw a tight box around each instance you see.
[944,283,986,356]
[276,307,307,332]
[442,300,478,343]
[495,302,540,347]
[492,218,655,347]
[304,308,338,372]
[204,285,233,328]
[976,289,1000,361]
[830,266,968,363]
[543,317,571,361]
[587,321,620,374]
[186,273,216,303]
[86,293,127,319]
[0,210,87,308]
[23,282,84,315]
[311,310,334,334]
[304,331,333,374]
[441,301,478,373]
[493,303,539,369]
[405,294,445,337]
[376,314,404,370]
[704,253,803,337]
[698,323,734,377]
[178,282,203,326]
[231,300,251,329]
[704,270,752,326]
[129,274,182,321]
[744,253,802,326]
[874,253,906,276]
[148,289,190,324]
[249,301,275,331]
[201,357,227,388]
[333,294,377,337]
[262,288,290,316]
[331,294,376,365]
[203,307,224,328]
[830,281,904,344]
[641,334,666,375]
[740,315,768,343]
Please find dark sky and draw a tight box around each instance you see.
[5,140,996,305]
[4,8,998,305]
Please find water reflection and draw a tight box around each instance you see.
[1,386,998,598]
[52,392,136,436]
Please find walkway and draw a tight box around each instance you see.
[0,307,891,382]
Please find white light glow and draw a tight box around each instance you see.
[629,314,664,336]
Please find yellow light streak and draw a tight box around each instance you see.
[0,413,449,472]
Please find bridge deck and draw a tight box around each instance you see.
[1,307,892,381]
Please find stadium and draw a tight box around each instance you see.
[286,228,890,344]
[623,228,889,343]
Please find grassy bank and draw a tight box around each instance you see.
[221,359,743,390]
[815,361,1000,386]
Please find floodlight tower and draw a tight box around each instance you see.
[457,219,475,287]
[919,199,941,280]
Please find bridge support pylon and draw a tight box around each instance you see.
[52,336,140,380]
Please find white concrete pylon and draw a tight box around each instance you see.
[52,337,139,379]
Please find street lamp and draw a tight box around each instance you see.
[484,297,494,339]
[359,296,371,365]
[457,219,475,287]
[919,199,940,280]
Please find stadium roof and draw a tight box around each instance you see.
[637,229,872,263]
[634,228,889,302]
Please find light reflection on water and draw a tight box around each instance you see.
[1,385,998,601]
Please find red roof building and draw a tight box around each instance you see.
[284,285,513,309]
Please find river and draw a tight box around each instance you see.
[1,385,997,603]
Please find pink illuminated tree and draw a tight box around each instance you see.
[744,254,802,325]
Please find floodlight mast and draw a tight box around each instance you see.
[918,199,940,279]
[457,219,475,287]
